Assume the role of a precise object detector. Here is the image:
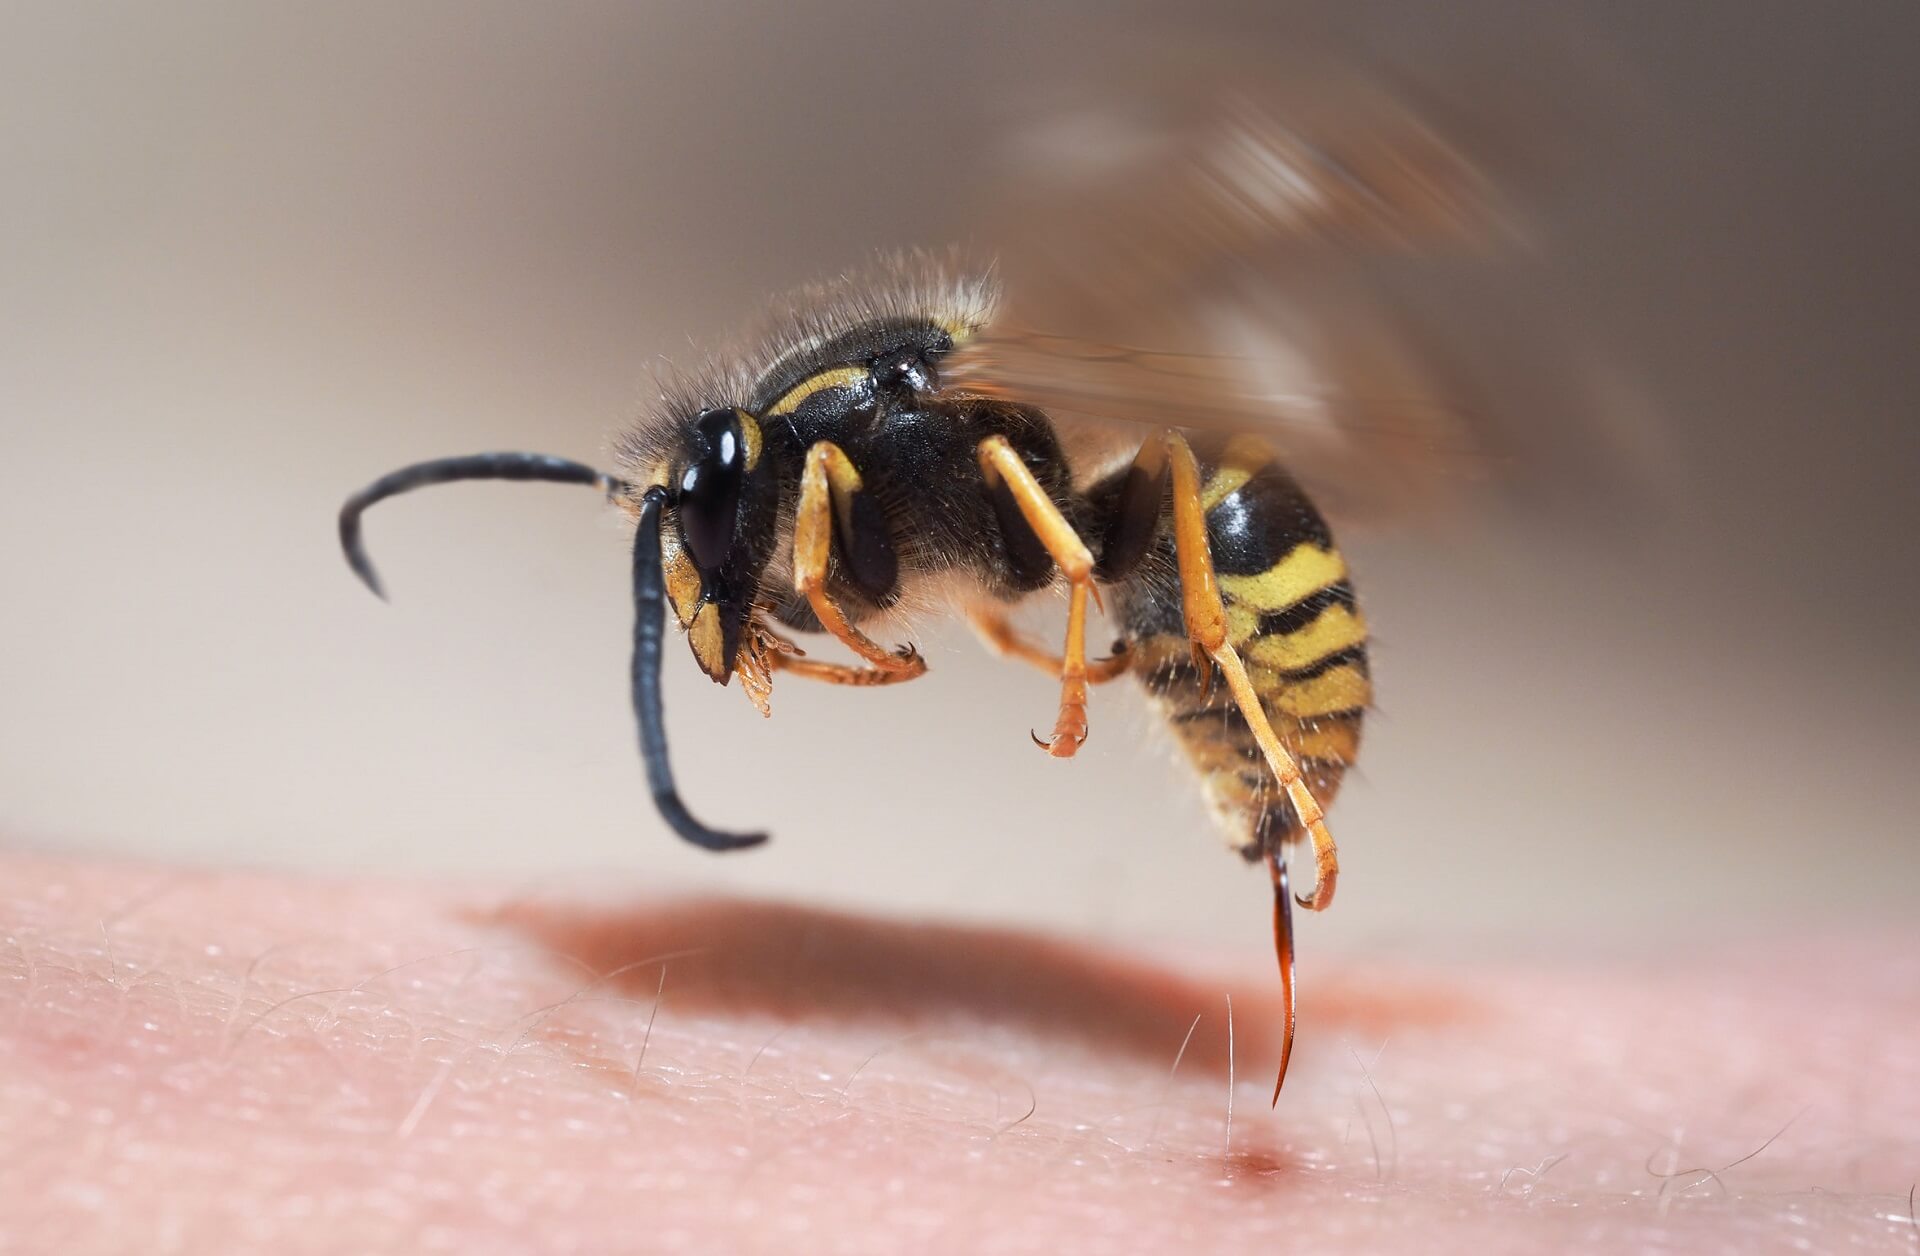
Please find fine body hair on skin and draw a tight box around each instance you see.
[3,851,1918,1254]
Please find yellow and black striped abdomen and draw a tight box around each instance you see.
[1117,440,1370,859]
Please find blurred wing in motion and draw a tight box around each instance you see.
[950,47,1656,523]
[950,288,1502,525]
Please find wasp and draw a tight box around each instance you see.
[338,64,1555,1098]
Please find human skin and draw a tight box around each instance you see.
[1,851,1915,1255]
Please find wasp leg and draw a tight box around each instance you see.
[744,615,920,688]
[1094,434,1170,583]
[730,617,922,716]
[977,435,1102,757]
[1165,432,1338,913]
[793,441,926,680]
[966,606,1133,682]
[770,653,925,687]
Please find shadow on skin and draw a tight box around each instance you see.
[473,894,1480,1080]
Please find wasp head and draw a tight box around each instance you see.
[658,406,781,684]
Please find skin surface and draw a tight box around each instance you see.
[2,851,1916,1255]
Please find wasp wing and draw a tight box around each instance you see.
[947,49,1653,524]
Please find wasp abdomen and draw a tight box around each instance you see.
[1111,440,1370,859]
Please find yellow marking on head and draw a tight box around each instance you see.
[1246,604,1370,673]
[767,366,870,417]
[1218,544,1348,612]
[688,603,727,681]
[658,528,704,627]
[1263,663,1372,719]
[738,412,764,470]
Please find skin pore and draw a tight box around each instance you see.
[2,850,1916,1255]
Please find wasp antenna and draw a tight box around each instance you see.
[630,487,768,852]
[337,452,623,600]
[1269,852,1298,1106]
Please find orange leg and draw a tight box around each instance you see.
[793,442,926,681]
[770,652,924,687]
[742,615,923,697]
[966,607,1134,683]
[1166,432,1338,913]
[976,436,1104,757]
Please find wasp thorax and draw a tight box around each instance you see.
[872,344,942,395]
[677,407,750,571]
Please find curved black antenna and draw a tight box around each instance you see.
[631,486,769,852]
[338,452,621,599]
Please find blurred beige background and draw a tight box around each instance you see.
[3,2,1915,960]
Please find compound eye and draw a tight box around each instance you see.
[677,407,749,572]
